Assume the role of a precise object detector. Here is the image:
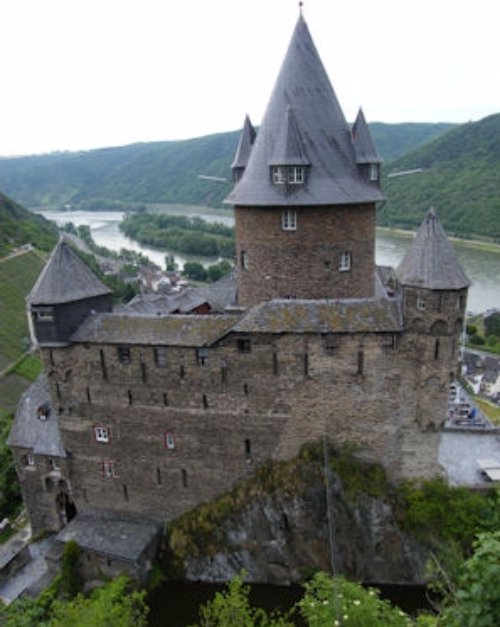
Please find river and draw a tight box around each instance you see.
[38,208,500,313]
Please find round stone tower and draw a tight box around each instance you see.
[225,15,384,307]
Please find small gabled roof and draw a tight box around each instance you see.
[396,209,470,290]
[269,105,310,166]
[231,115,256,169]
[352,108,381,164]
[225,15,384,207]
[28,239,112,306]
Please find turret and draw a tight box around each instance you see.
[397,209,469,429]
[28,239,113,347]
[225,15,384,307]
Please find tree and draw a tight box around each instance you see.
[194,571,292,627]
[441,531,500,627]
[298,571,411,627]
[49,576,148,627]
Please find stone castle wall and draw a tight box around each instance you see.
[235,205,375,306]
[37,289,464,524]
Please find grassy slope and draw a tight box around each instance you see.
[0,250,46,363]
[379,114,500,240]
[0,191,58,256]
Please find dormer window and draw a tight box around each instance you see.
[281,210,297,231]
[369,164,379,181]
[272,165,306,186]
[288,166,305,184]
[272,166,287,185]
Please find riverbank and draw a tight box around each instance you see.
[376,225,500,254]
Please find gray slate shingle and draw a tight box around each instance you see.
[28,239,111,305]
[396,209,470,290]
[225,16,384,207]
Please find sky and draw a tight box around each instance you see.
[0,0,498,157]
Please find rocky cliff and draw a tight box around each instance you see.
[166,446,428,586]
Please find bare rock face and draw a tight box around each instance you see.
[180,478,427,585]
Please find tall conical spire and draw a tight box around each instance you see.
[226,16,384,206]
[396,209,469,290]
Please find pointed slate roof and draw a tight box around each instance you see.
[28,239,112,305]
[269,105,310,165]
[396,209,470,290]
[225,16,384,206]
[231,115,256,169]
[352,108,381,164]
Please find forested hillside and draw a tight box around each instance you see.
[0,123,453,209]
[379,114,500,240]
[0,192,58,256]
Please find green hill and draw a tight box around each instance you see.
[379,114,500,240]
[0,191,58,256]
[0,123,453,210]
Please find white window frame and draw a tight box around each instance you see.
[94,426,110,443]
[417,295,426,311]
[272,166,287,185]
[339,251,351,272]
[101,460,114,479]
[281,209,297,231]
[287,166,305,184]
[165,432,176,450]
[25,453,35,467]
[369,164,379,181]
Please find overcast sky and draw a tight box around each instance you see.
[1,0,498,157]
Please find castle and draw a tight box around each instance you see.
[9,14,469,579]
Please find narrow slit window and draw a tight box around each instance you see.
[243,383,249,396]
[86,387,91,403]
[273,352,279,375]
[181,469,188,488]
[141,362,147,382]
[221,366,227,384]
[163,392,168,406]
[180,365,185,379]
[123,484,129,501]
[245,438,252,458]
[203,394,208,409]
[434,339,440,360]
[357,351,364,375]
[156,467,162,485]
[304,352,309,377]
[100,349,107,380]
[127,390,133,405]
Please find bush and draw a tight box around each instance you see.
[468,334,485,346]
[60,540,83,598]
